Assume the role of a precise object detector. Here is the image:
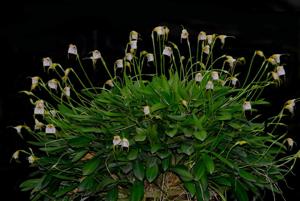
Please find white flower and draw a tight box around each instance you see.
[34,100,45,115]
[286,138,295,150]
[211,71,219,80]
[12,150,20,160]
[218,35,226,45]
[284,99,296,115]
[113,135,122,146]
[45,124,56,134]
[276,66,285,76]
[146,53,154,62]
[42,57,52,67]
[195,72,203,82]
[34,119,44,130]
[130,30,138,41]
[243,101,252,111]
[153,26,169,36]
[271,71,279,80]
[267,57,276,65]
[143,105,150,115]
[121,138,130,148]
[28,155,38,164]
[125,53,133,61]
[206,81,214,90]
[63,86,71,97]
[198,31,207,41]
[181,29,189,40]
[115,59,123,68]
[105,79,114,87]
[255,50,265,57]
[206,34,214,45]
[181,100,188,107]
[271,54,282,64]
[90,50,101,64]
[230,77,238,86]
[68,44,78,55]
[203,45,210,55]
[48,79,58,90]
[14,125,23,134]
[225,56,236,68]
[130,40,137,50]
[31,76,40,91]
[163,46,172,57]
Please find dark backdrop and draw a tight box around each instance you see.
[1,0,300,200]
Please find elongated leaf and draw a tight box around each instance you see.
[133,160,145,181]
[193,160,206,181]
[55,185,77,198]
[71,150,89,162]
[78,175,97,192]
[172,165,193,181]
[20,178,41,191]
[151,103,167,113]
[239,169,256,182]
[165,128,178,137]
[211,152,235,169]
[68,136,92,148]
[235,181,249,201]
[146,162,159,183]
[203,154,214,174]
[129,180,144,201]
[194,130,207,141]
[184,182,196,197]
[106,186,118,201]
[162,157,170,171]
[82,157,101,175]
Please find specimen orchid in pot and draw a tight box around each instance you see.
[12,25,300,201]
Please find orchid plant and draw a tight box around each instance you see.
[12,26,300,201]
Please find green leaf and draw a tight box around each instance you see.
[82,157,101,175]
[194,130,207,141]
[235,181,249,201]
[165,127,178,137]
[20,178,41,191]
[211,152,235,169]
[202,154,214,174]
[150,143,161,154]
[71,150,89,162]
[127,148,139,160]
[180,143,195,155]
[78,175,97,192]
[146,162,159,183]
[215,176,232,186]
[133,160,145,181]
[134,128,147,142]
[39,146,66,153]
[151,103,167,113]
[55,185,77,198]
[58,104,75,115]
[68,136,92,148]
[106,186,118,201]
[167,114,187,121]
[193,160,206,181]
[239,169,256,182]
[129,180,144,201]
[172,165,193,182]
[216,112,232,120]
[184,182,196,197]
[162,157,170,171]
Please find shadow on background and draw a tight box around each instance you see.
[1,0,300,200]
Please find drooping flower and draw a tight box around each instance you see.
[271,71,280,81]
[243,101,252,111]
[255,50,265,58]
[198,31,207,41]
[146,53,154,62]
[195,72,203,82]
[34,100,45,115]
[203,45,210,55]
[286,138,295,150]
[206,34,215,45]
[115,59,123,68]
[45,124,56,134]
[181,29,189,40]
[276,66,286,76]
[130,40,137,50]
[163,46,172,57]
[63,86,71,97]
[113,135,122,146]
[284,99,296,115]
[225,56,236,68]
[230,77,238,86]
[42,57,52,67]
[206,80,214,90]
[218,35,228,46]
[130,30,138,41]
[68,44,78,55]
[47,79,58,90]
[14,125,23,135]
[143,105,150,115]
[271,54,282,64]
[153,26,169,36]
[125,53,133,61]
[31,76,40,91]
[121,138,130,148]
[105,80,114,87]
[34,119,44,130]
[28,155,38,164]
[12,150,20,160]
[211,71,219,80]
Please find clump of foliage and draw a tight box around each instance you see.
[12,26,300,201]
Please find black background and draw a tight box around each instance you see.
[1,0,300,200]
